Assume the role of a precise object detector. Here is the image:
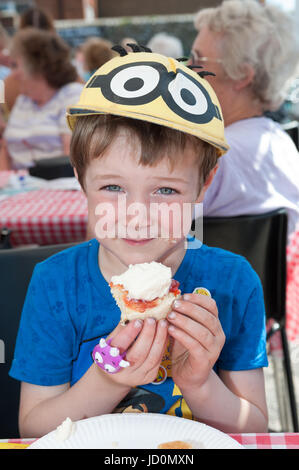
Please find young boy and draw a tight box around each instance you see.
[9,46,268,438]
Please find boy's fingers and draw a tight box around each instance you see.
[125,317,157,364]
[109,319,143,353]
[171,301,220,336]
[168,324,206,360]
[181,294,218,317]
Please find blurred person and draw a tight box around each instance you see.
[147,32,184,58]
[4,7,55,113]
[0,24,12,143]
[16,6,55,31]
[81,37,116,82]
[120,37,138,53]
[0,28,83,170]
[73,44,85,81]
[191,0,299,242]
[0,23,11,77]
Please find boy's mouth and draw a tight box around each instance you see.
[123,238,154,246]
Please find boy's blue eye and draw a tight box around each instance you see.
[157,187,177,195]
[101,185,123,192]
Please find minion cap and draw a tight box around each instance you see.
[67,45,229,156]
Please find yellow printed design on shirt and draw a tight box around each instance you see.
[160,339,172,377]
[152,341,193,419]
[166,384,193,420]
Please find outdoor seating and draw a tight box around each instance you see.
[202,208,298,432]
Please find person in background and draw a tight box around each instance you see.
[4,6,55,113]
[191,0,299,243]
[0,23,11,80]
[72,44,85,82]
[147,32,184,59]
[0,23,11,141]
[0,28,83,170]
[120,37,138,53]
[16,6,55,31]
[81,37,117,82]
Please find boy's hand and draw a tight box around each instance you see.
[167,294,225,391]
[100,318,168,388]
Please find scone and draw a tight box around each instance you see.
[157,440,205,449]
[109,262,181,324]
[157,440,193,449]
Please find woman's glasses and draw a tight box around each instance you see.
[189,51,223,68]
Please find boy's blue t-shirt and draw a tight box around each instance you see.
[9,239,268,418]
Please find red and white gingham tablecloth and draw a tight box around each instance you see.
[286,228,299,341]
[0,171,88,246]
[1,433,299,449]
[230,433,299,449]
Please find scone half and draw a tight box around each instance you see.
[110,280,181,324]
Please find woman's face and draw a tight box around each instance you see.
[190,26,234,124]
[11,55,37,97]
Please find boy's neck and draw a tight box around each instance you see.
[98,245,128,282]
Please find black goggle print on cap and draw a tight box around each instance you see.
[85,61,222,124]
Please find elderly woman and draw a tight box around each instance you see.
[0,28,83,170]
[191,0,299,242]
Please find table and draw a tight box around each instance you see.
[0,171,88,246]
[1,434,299,449]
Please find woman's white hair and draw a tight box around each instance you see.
[194,0,299,110]
[147,32,184,59]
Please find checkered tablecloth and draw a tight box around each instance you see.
[230,433,299,449]
[286,228,299,341]
[0,171,88,246]
[1,433,299,449]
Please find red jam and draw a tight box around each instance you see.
[110,279,180,313]
[169,279,180,296]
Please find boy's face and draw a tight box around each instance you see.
[83,128,215,271]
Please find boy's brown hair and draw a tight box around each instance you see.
[70,115,219,193]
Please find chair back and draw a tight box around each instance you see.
[281,120,299,150]
[29,156,74,180]
[202,208,288,323]
[0,243,76,438]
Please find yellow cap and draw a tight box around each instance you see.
[67,50,229,156]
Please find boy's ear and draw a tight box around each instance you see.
[196,164,219,203]
[204,164,219,189]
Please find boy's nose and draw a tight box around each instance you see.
[115,195,151,238]
[126,201,151,227]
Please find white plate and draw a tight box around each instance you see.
[28,413,243,449]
